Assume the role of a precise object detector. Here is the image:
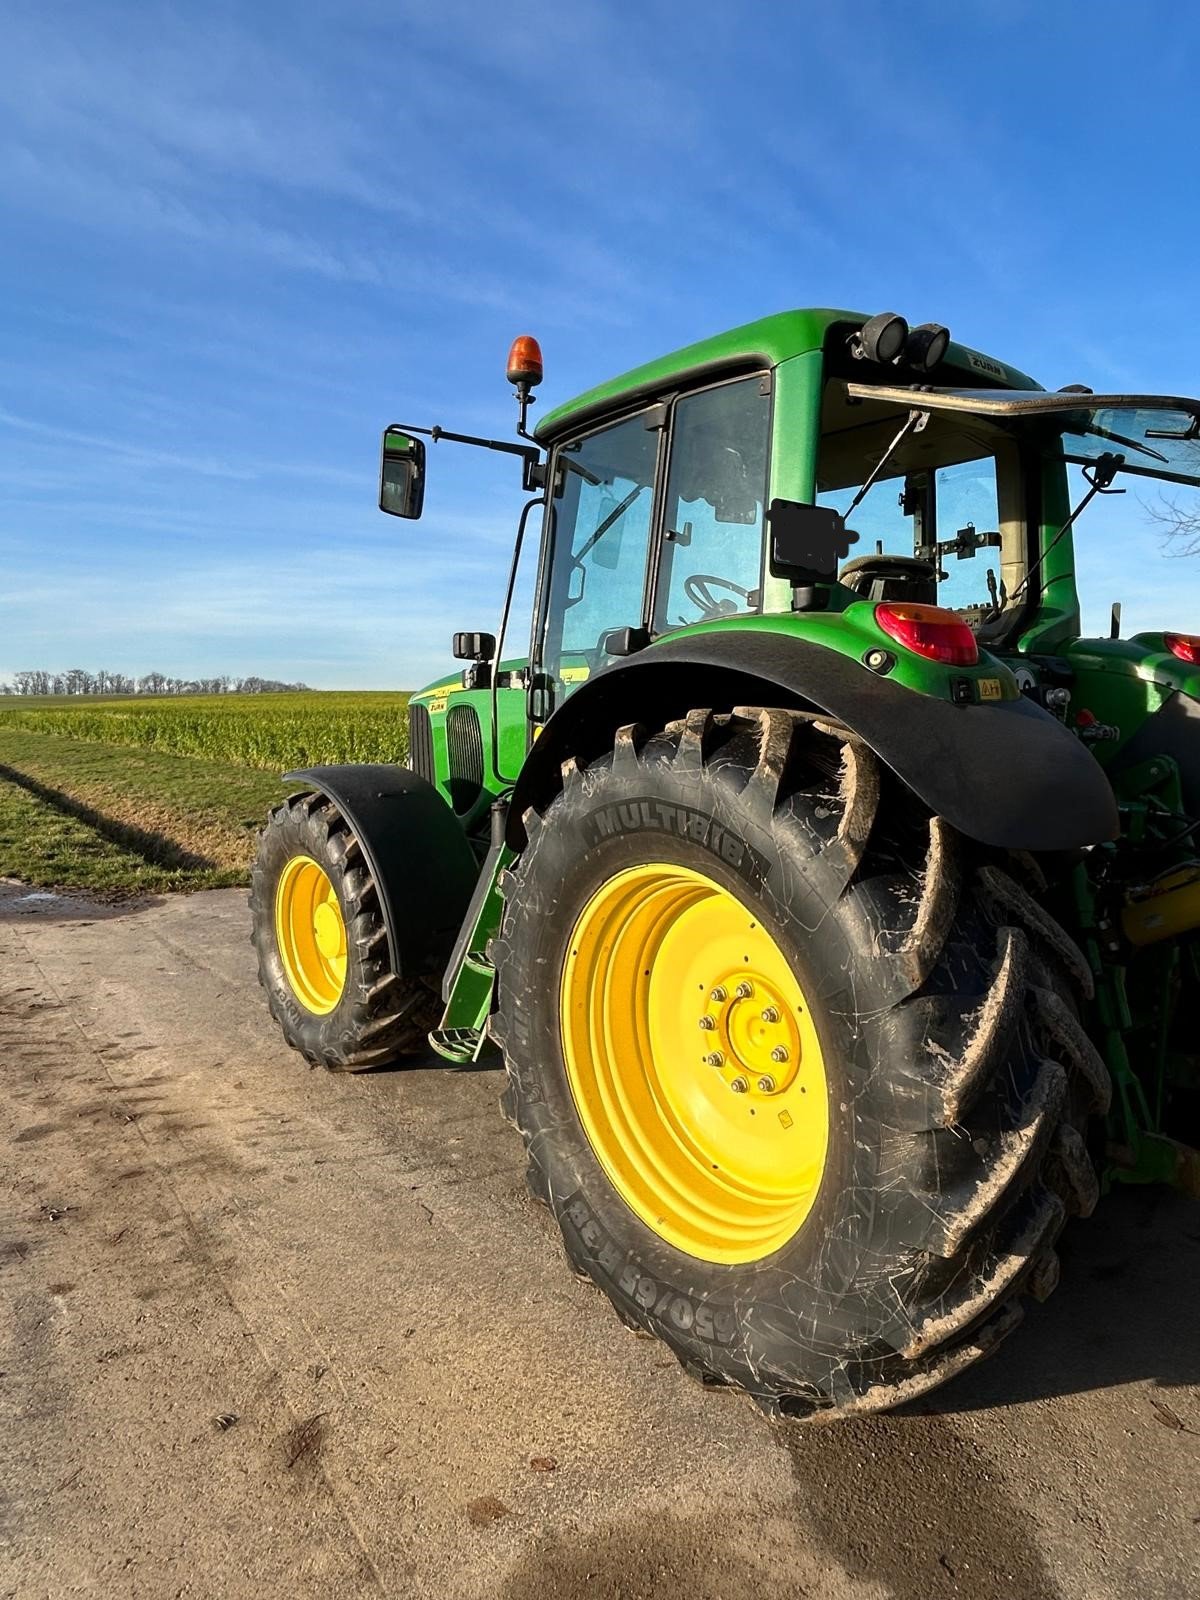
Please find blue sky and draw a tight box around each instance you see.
[2,0,1198,689]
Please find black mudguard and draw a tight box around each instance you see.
[507,633,1119,853]
[283,764,479,979]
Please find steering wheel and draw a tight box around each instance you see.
[683,572,752,619]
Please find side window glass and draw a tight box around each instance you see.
[539,412,659,702]
[931,457,1002,611]
[653,377,769,630]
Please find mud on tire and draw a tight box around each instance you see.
[250,792,439,1072]
[490,707,1110,1420]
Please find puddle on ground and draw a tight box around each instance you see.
[0,878,154,923]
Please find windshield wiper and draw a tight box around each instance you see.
[575,482,644,561]
[990,451,1125,621]
[1080,422,1168,463]
[1146,416,1200,441]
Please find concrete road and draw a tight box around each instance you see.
[2,886,1198,1600]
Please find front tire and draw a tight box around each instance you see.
[491,708,1110,1419]
[250,792,439,1071]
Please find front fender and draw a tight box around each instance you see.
[508,634,1119,853]
[283,764,479,979]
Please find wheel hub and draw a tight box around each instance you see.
[702,974,801,1096]
[275,855,348,1015]
[313,899,346,962]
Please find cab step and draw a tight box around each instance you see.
[429,1026,485,1064]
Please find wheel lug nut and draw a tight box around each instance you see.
[760,1006,779,1024]
[698,1016,716,1031]
[710,985,728,1003]
[729,1076,749,1094]
[734,981,753,1000]
[770,1046,789,1064]
[757,1075,776,1093]
[705,1052,725,1068]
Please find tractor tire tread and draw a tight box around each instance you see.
[250,793,439,1072]
[494,707,1107,1419]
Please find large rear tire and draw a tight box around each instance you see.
[491,708,1110,1419]
[250,792,439,1071]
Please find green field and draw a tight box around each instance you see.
[0,692,410,894]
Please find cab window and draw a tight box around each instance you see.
[538,409,660,702]
[653,376,769,630]
[816,382,1023,621]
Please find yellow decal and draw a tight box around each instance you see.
[413,681,465,705]
[427,697,448,714]
[978,678,1003,701]
[559,665,591,683]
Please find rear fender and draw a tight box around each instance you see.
[507,634,1119,853]
[283,764,479,979]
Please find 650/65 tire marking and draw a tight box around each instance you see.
[563,1194,737,1345]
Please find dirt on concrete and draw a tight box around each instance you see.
[1,888,1198,1599]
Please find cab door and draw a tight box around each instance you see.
[649,373,771,634]
[531,405,664,720]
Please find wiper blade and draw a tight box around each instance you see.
[575,482,644,561]
[1080,421,1168,463]
[1146,416,1200,441]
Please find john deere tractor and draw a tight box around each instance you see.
[251,309,1200,1420]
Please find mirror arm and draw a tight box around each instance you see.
[384,421,543,490]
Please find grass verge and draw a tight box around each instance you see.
[0,729,302,894]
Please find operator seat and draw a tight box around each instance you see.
[838,554,938,605]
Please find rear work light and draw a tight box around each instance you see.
[874,602,980,667]
[1164,632,1200,665]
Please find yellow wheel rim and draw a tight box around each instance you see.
[274,855,348,1015]
[560,863,829,1265]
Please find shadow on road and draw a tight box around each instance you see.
[933,1186,1200,1413]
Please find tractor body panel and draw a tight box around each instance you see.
[504,625,1119,853]
[404,679,527,828]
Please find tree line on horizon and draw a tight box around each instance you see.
[1,669,311,697]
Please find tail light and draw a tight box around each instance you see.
[1164,632,1200,665]
[874,602,980,667]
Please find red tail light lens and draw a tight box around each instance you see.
[875,602,980,667]
[1164,632,1200,665]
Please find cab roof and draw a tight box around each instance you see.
[535,307,1042,442]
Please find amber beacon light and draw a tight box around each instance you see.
[507,334,544,389]
[506,334,543,438]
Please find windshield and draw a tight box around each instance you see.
[829,384,1200,623]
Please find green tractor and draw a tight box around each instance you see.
[251,309,1200,1420]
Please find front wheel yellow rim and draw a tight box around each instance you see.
[560,863,829,1265]
[275,855,348,1014]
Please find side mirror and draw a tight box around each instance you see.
[767,499,858,580]
[379,430,426,519]
[452,632,495,662]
